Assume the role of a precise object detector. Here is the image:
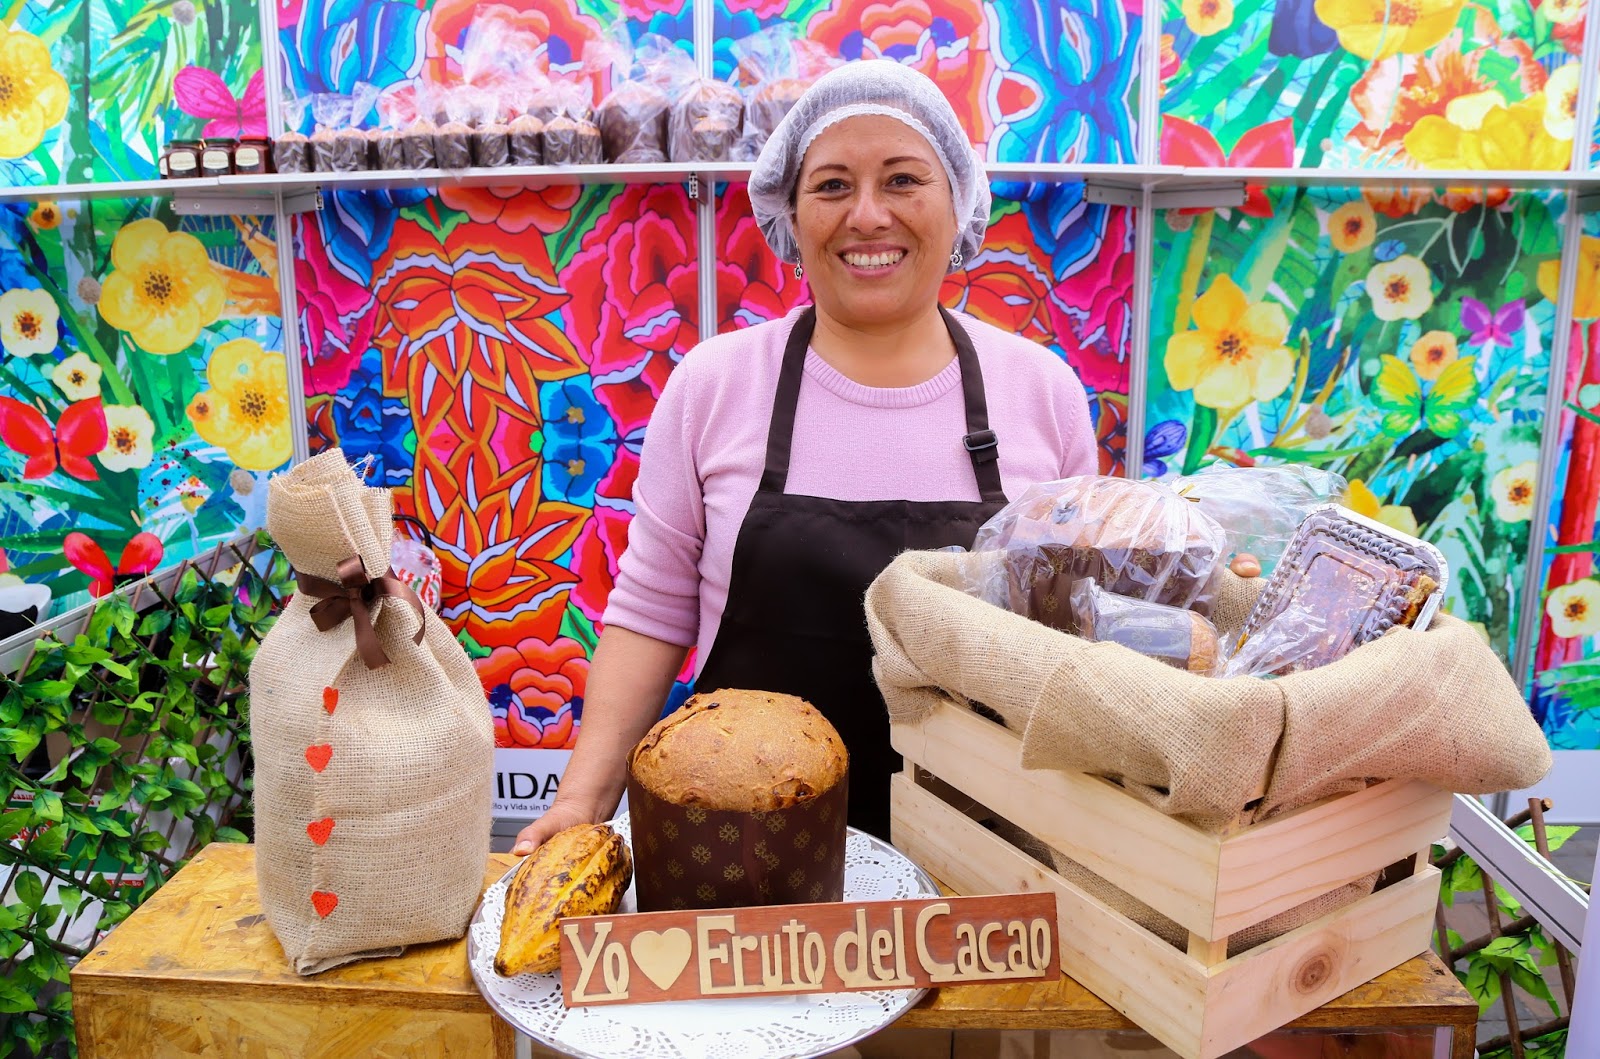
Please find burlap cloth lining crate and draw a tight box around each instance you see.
[865,550,1552,952]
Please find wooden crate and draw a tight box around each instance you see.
[889,700,1453,1059]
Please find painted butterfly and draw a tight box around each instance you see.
[63,532,163,598]
[1371,355,1479,439]
[0,396,107,481]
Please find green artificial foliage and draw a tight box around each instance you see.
[0,533,291,1058]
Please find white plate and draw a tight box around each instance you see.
[467,812,938,1059]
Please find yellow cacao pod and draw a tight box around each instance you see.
[494,823,632,976]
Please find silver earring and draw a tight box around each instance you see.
[794,263,804,279]
[949,251,963,270]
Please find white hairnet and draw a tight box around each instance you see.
[748,60,990,273]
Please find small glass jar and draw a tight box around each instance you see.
[165,140,202,180]
[200,137,236,177]
[233,137,271,175]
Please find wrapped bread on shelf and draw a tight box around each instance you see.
[669,80,743,162]
[626,689,848,912]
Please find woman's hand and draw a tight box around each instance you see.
[1229,552,1261,578]
[511,799,599,857]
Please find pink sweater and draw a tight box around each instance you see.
[602,307,1098,674]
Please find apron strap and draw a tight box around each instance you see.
[943,306,1007,504]
[759,306,1007,505]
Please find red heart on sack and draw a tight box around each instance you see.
[305,744,332,772]
[311,891,338,918]
[306,818,335,845]
[322,687,338,714]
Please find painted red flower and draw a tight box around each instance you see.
[1050,206,1136,396]
[807,0,997,149]
[715,186,808,331]
[1159,117,1295,217]
[1364,186,1432,218]
[940,209,1053,345]
[572,351,676,622]
[373,215,584,392]
[478,635,589,749]
[437,185,580,235]
[723,0,789,15]
[1094,393,1128,477]
[562,185,699,378]
[64,532,162,598]
[295,217,376,397]
[426,0,603,85]
[1435,186,1512,213]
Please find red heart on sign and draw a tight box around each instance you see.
[306,818,334,845]
[322,687,338,714]
[305,745,332,772]
[311,891,338,918]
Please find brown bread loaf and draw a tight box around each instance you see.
[630,689,847,812]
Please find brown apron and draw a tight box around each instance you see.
[694,306,1008,838]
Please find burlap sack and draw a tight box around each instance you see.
[250,449,494,974]
[866,550,1552,947]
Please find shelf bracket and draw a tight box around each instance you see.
[1150,182,1247,211]
[687,173,699,201]
[173,188,321,217]
[1084,180,1143,209]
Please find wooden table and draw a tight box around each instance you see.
[72,845,1477,1059]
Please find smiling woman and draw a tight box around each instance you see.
[512,60,1097,855]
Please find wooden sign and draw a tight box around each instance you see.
[558,893,1057,1006]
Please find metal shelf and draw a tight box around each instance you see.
[6,162,1599,210]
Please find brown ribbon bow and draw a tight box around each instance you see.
[295,555,426,669]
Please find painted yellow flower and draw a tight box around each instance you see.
[98,218,225,355]
[1443,91,1508,131]
[1164,275,1294,410]
[51,351,102,400]
[0,287,58,357]
[1182,0,1233,35]
[1311,0,1464,60]
[1407,330,1459,381]
[1345,479,1419,536]
[1489,461,1539,523]
[28,201,60,231]
[1328,200,1376,253]
[1538,236,1600,320]
[1544,64,1582,141]
[1542,0,1584,23]
[1365,255,1433,321]
[1404,96,1570,171]
[0,28,69,160]
[99,405,155,473]
[1546,579,1600,638]
[188,338,292,471]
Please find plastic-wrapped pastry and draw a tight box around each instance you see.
[670,81,743,161]
[435,121,473,170]
[1069,579,1220,674]
[272,133,312,174]
[967,476,1229,631]
[1223,506,1447,677]
[472,121,510,167]
[401,119,438,169]
[508,114,545,165]
[597,80,671,163]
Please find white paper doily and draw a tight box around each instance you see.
[468,812,938,1059]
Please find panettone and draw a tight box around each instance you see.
[630,689,847,811]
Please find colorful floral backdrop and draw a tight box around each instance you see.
[1533,215,1600,748]
[1149,187,1560,662]
[0,197,289,621]
[711,0,1144,163]
[1160,0,1587,170]
[1,0,283,625]
[296,183,698,757]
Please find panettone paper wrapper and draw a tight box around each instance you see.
[627,768,848,913]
